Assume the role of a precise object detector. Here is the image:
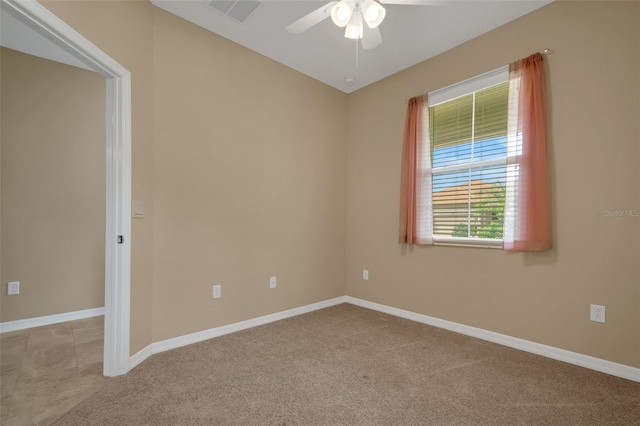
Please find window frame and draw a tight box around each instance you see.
[426,66,510,249]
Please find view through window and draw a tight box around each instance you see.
[429,80,509,243]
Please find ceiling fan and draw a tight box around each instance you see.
[285,0,443,50]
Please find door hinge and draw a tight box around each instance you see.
[117,235,124,244]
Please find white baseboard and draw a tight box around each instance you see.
[129,296,347,371]
[345,296,640,383]
[128,343,153,371]
[127,295,639,383]
[0,307,105,333]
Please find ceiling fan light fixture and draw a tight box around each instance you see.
[331,0,355,27]
[361,0,386,29]
[344,10,363,39]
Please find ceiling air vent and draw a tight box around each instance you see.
[207,1,261,24]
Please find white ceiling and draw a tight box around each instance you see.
[151,0,552,93]
[0,2,93,71]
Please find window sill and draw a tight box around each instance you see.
[433,237,502,249]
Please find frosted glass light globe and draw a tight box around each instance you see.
[365,7,379,22]
[336,5,350,21]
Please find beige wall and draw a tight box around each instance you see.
[151,8,347,341]
[0,48,105,321]
[346,1,640,368]
[40,1,348,349]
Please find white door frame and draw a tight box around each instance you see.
[1,0,132,376]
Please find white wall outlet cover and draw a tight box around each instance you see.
[363,270,369,280]
[7,281,20,295]
[270,276,277,289]
[590,304,605,323]
[213,285,221,299]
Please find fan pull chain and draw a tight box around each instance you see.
[355,37,359,69]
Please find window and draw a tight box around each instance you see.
[400,53,550,251]
[427,68,509,247]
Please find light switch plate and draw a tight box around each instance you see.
[132,201,144,219]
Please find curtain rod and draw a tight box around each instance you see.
[405,48,554,103]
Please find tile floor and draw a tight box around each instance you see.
[0,316,106,425]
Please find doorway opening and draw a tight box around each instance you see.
[1,0,132,376]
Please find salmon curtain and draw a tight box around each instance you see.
[503,53,551,251]
[399,95,431,245]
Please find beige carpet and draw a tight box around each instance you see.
[54,304,639,425]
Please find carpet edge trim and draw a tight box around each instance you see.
[345,296,640,383]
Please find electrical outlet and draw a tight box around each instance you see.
[213,285,221,299]
[590,304,605,323]
[7,282,20,295]
[270,276,277,289]
[363,270,369,280]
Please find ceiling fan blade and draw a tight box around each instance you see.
[285,1,338,34]
[361,26,382,50]
[378,0,445,5]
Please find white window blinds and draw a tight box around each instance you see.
[427,68,509,245]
